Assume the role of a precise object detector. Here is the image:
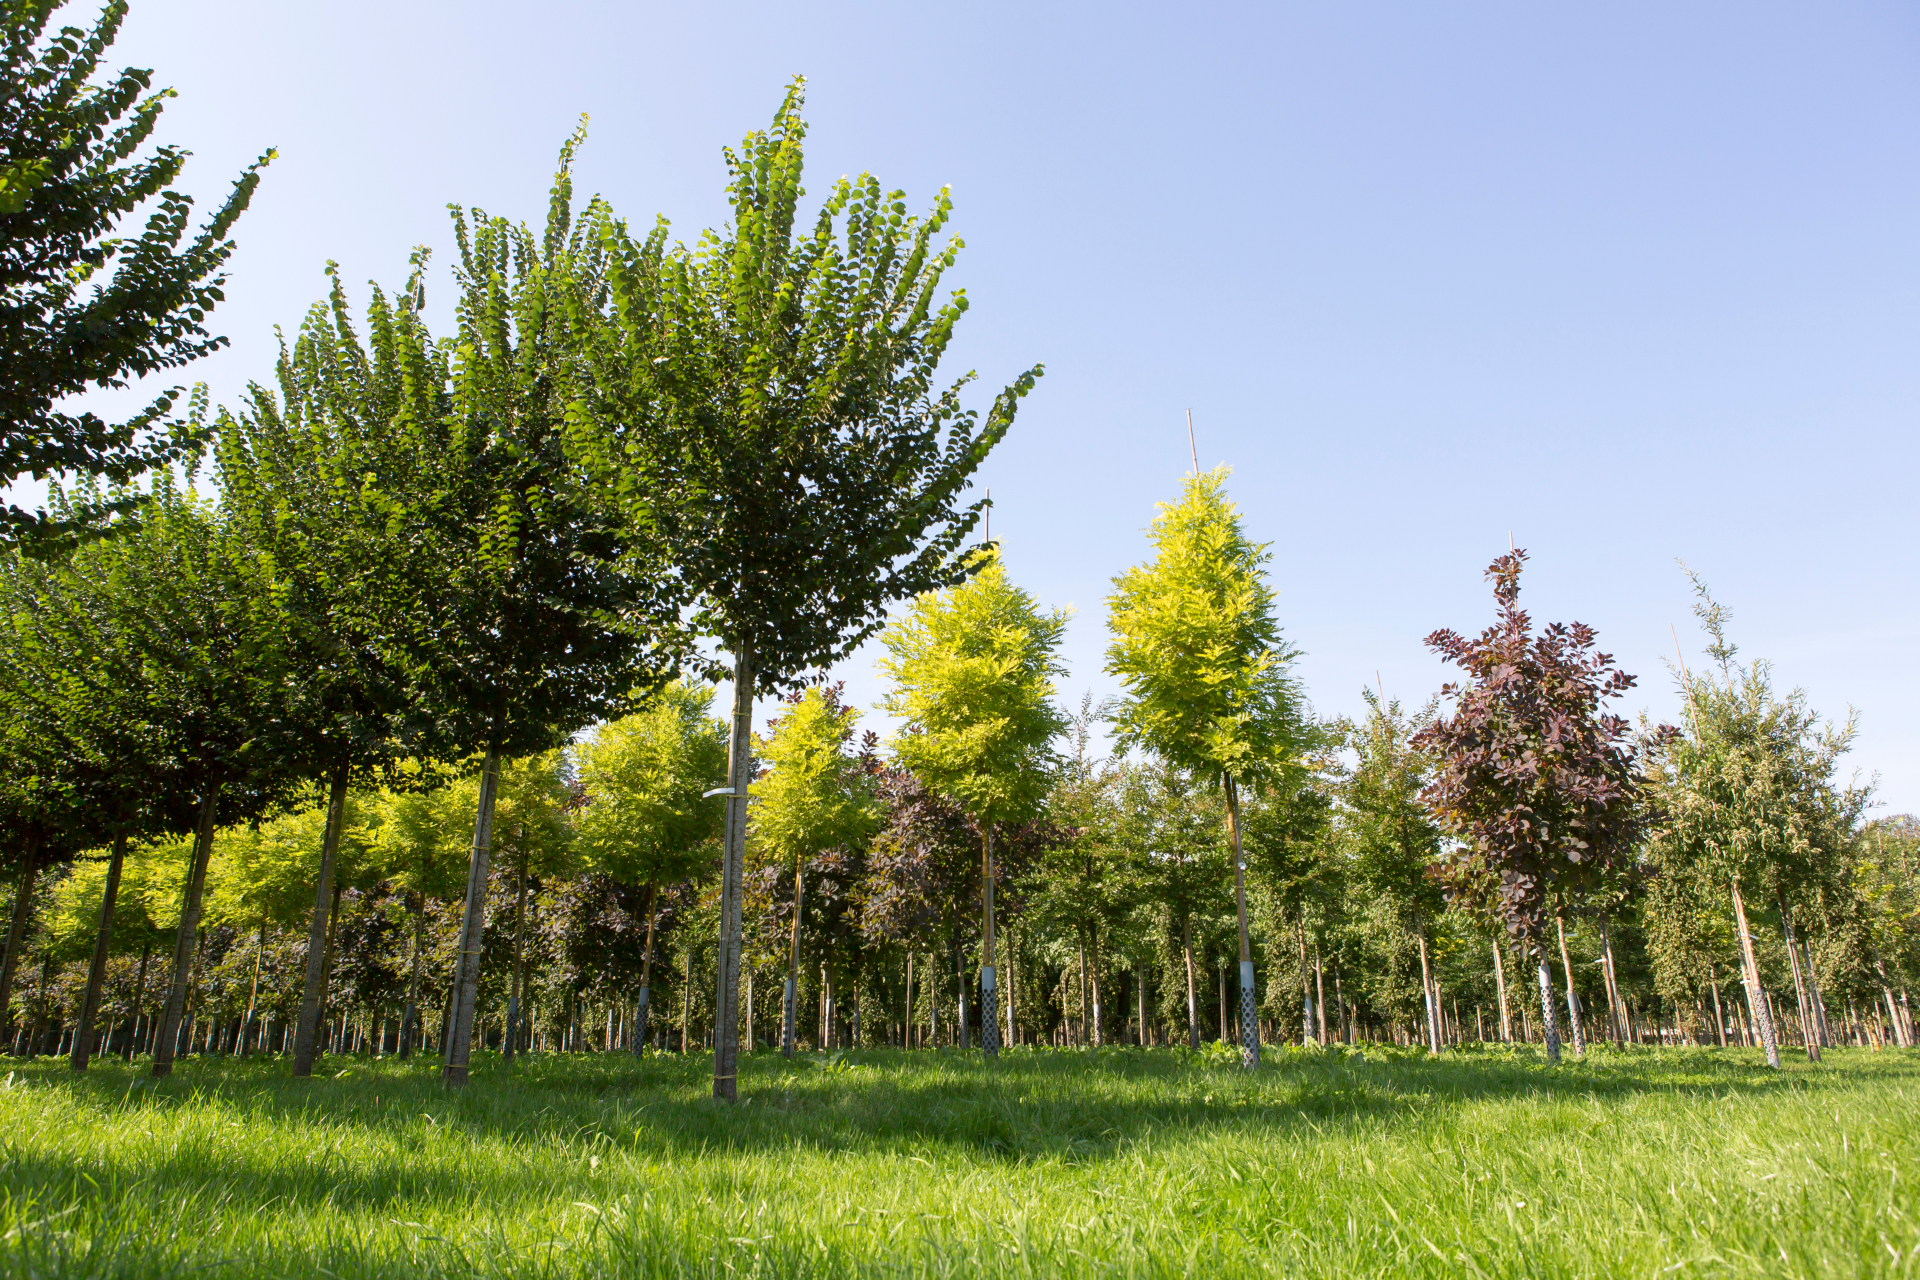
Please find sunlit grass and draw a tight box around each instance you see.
[1,1042,1915,1278]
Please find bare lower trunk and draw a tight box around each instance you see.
[154,791,220,1078]
[711,643,753,1099]
[635,881,657,1055]
[1296,918,1313,1045]
[1708,963,1728,1047]
[1182,914,1199,1050]
[1556,913,1585,1057]
[1779,901,1819,1062]
[1492,937,1512,1042]
[70,833,127,1071]
[1874,952,1911,1048]
[504,853,529,1060]
[1313,945,1327,1044]
[1416,929,1440,1053]
[782,862,803,1057]
[1730,880,1780,1069]
[399,893,425,1059]
[980,826,999,1059]
[443,739,502,1085]
[1598,914,1626,1045]
[240,919,265,1055]
[1224,775,1258,1067]
[0,852,40,1047]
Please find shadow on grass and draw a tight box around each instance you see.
[3,1043,1916,1217]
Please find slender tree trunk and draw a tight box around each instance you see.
[443,739,502,1085]
[1223,775,1259,1067]
[288,764,351,1077]
[1556,912,1586,1057]
[1531,933,1561,1063]
[1217,963,1227,1044]
[154,790,219,1078]
[1492,937,1512,1042]
[1804,942,1833,1049]
[1416,929,1441,1053]
[634,881,657,1055]
[904,950,914,1050]
[239,919,265,1055]
[1708,963,1728,1047]
[399,892,425,1060]
[980,826,999,1059]
[1136,955,1149,1045]
[681,944,694,1052]
[1313,944,1327,1044]
[1779,901,1818,1062]
[1597,914,1625,1045]
[711,642,753,1099]
[1182,913,1200,1050]
[0,851,40,1049]
[782,860,803,1057]
[504,851,529,1061]
[1730,880,1780,1069]
[1296,917,1314,1045]
[1873,952,1910,1048]
[123,942,151,1061]
[70,832,127,1072]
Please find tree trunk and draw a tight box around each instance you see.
[782,859,803,1057]
[504,850,529,1060]
[240,919,266,1055]
[1181,913,1200,1050]
[443,738,502,1085]
[399,892,425,1059]
[1730,880,1780,1069]
[1136,955,1149,1045]
[1223,775,1259,1067]
[1779,901,1818,1062]
[980,826,999,1058]
[123,942,151,1060]
[70,832,127,1072]
[1531,935,1561,1063]
[1416,929,1441,1053]
[1708,962,1728,1047]
[1873,952,1910,1048]
[287,763,351,1076]
[1492,937,1512,1042]
[1313,944,1327,1044]
[681,944,694,1052]
[1296,917,1314,1045]
[1598,914,1626,1045]
[154,790,219,1078]
[711,642,753,1099]
[1556,912,1585,1057]
[634,881,657,1055]
[903,950,914,1049]
[0,851,40,1048]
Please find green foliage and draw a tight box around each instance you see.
[0,0,272,545]
[880,550,1068,831]
[574,684,727,888]
[751,686,875,870]
[1105,466,1303,789]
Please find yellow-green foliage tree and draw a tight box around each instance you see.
[882,550,1067,1058]
[1106,466,1303,1068]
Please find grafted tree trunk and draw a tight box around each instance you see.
[1223,775,1259,1067]
[155,791,220,1078]
[1730,880,1780,1069]
[70,832,127,1072]
[443,739,502,1085]
[1556,912,1585,1057]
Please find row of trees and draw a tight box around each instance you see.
[1,0,1911,1089]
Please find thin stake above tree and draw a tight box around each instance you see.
[1105,465,1304,1069]
[568,80,1041,1100]
[1413,549,1662,1065]
[880,550,1068,1060]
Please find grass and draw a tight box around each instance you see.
[1,1042,1916,1279]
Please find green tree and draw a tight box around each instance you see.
[1105,465,1304,1067]
[573,684,726,1053]
[567,81,1040,1098]
[881,550,1067,1058]
[0,0,271,546]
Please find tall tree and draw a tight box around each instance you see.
[880,552,1065,1058]
[1413,549,1659,1065]
[1105,465,1304,1067]
[568,80,1041,1099]
[0,0,271,546]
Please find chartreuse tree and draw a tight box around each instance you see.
[573,683,727,1052]
[881,550,1066,1060]
[1413,550,1659,1066]
[1105,465,1304,1068]
[567,80,1040,1099]
[750,685,878,1056]
[0,0,271,547]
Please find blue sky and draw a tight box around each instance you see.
[26,0,1920,809]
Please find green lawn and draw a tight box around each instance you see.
[1,1043,1915,1279]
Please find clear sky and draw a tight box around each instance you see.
[26,0,1920,810]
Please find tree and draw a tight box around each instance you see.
[749,684,877,1055]
[1648,573,1868,1067]
[0,0,271,546]
[572,682,726,1053]
[567,80,1041,1099]
[1413,549,1659,1065]
[1105,465,1304,1067]
[880,551,1066,1058]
